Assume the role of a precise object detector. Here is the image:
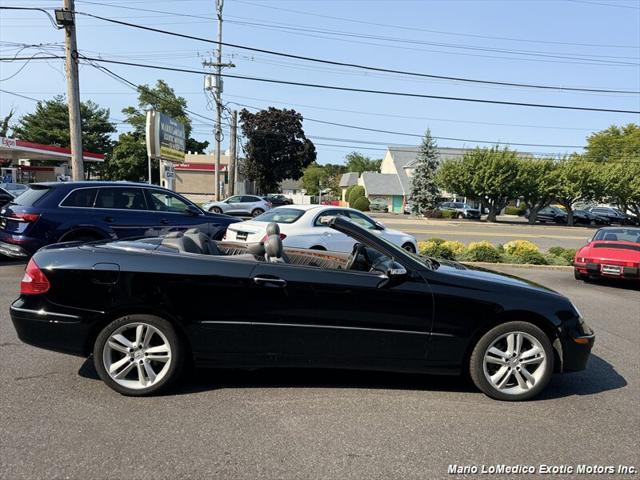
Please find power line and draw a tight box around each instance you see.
[2,54,637,113]
[73,12,640,94]
[0,88,41,102]
[230,101,586,149]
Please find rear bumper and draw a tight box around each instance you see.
[574,262,639,280]
[0,231,43,257]
[0,240,30,258]
[10,298,100,356]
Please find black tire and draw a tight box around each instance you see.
[93,314,184,396]
[251,208,265,217]
[574,269,587,280]
[402,242,416,254]
[457,213,464,219]
[209,206,223,214]
[469,321,554,401]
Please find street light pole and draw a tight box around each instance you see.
[62,0,84,180]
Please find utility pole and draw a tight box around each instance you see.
[229,110,237,196]
[203,0,234,200]
[62,0,84,180]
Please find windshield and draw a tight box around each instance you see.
[593,228,640,243]
[12,185,51,206]
[254,208,305,224]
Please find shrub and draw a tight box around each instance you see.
[441,240,465,256]
[503,240,540,256]
[418,240,456,260]
[508,250,548,265]
[347,185,365,206]
[504,205,526,216]
[422,209,443,218]
[351,196,370,211]
[461,241,501,263]
[544,254,571,266]
[548,246,577,264]
[345,185,356,203]
[426,237,446,245]
[440,210,456,219]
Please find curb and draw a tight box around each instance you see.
[462,262,573,270]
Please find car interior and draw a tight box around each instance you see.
[124,222,396,274]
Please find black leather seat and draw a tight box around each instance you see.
[183,228,220,255]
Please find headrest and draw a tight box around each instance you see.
[264,234,283,260]
[246,242,266,257]
[266,222,280,236]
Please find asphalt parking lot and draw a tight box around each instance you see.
[0,261,638,479]
[370,213,598,250]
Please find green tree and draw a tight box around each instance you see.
[410,129,440,214]
[599,161,640,218]
[348,185,365,206]
[302,163,346,196]
[12,95,115,154]
[240,107,316,193]
[103,80,208,181]
[345,152,382,174]
[584,124,640,163]
[515,157,557,224]
[554,157,600,226]
[437,146,519,222]
[1,108,15,137]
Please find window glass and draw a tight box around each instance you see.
[95,188,147,210]
[61,188,98,207]
[226,196,241,203]
[346,211,377,229]
[147,190,191,213]
[254,208,304,224]
[241,196,258,202]
[593,228,640,243]
[453,203,464,208]
[314,209,348,226]
[13,185,51,206]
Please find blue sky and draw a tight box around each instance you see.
[1,0,639,164]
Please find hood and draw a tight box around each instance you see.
[434,259,562,296]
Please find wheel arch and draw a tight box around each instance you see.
[461,310,563,376]
[84,306,193,363]
[58,226,111,242]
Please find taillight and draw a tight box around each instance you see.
[11,213,40,223]
[261,233,287,243]
[20,259,50,295]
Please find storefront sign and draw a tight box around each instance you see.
[146,111,186,163]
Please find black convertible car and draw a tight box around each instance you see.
[10,217,594,401]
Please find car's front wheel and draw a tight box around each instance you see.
[457,212,464,219]
[93,315,184,396]
[209,206,222,214]
[469,321,553,401]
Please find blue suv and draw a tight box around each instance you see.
[0,181,240,258]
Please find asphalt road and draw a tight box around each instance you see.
[370,213,597,251]
[0,262,638,479]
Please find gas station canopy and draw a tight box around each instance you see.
[0,137,104,163]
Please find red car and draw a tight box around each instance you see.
[574,227,640,281]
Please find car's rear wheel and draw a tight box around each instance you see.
[209,206,222,214]
[469,321,553,401]
[457,213,464,219]
[402,242,416,254]
[251,208,265,217]
[93,315,183,396]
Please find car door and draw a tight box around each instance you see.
[240,196,259,215]
[93,187,155,239]
[249,252,433,370]
[222,196,243,215]
[144,188,210,234]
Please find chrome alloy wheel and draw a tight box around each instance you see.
[102,322,172,390]
[482,331,546,396]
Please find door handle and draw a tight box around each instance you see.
[253,276,287,288]
[160,218,169,225]
[104,216,114,223]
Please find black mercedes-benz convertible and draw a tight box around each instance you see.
[10,216,594,400]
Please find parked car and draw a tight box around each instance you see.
[10,216,594,400]
[403,202,415,215]
[264,194,293,207]
[225,205,418,253]
[203,195,272,217]
[438,202,481,219]
[0,181,240,258]
[528,206,567,224]
[0,183,29,196]
[588,206,638,226]
[0,187,15,208]
[574,227,640,282]
[572,209,610,226]
[369,199,389,213]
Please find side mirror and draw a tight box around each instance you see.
[185,204,201,216]
[374,221,385,230]
[379,264,408,288]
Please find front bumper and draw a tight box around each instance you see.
[10,298,99,356]
[464,211,481,219]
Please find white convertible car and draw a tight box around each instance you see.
[225,205,418,253]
